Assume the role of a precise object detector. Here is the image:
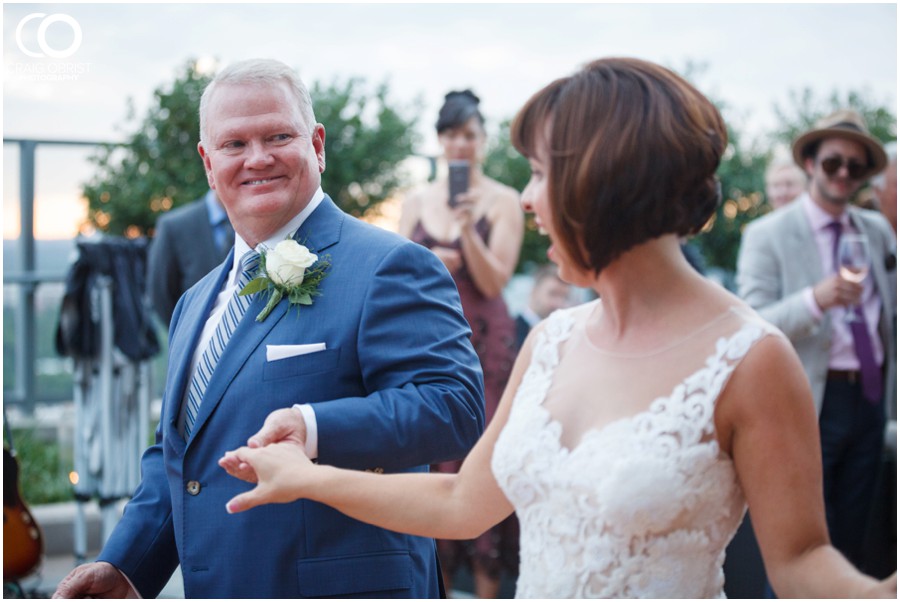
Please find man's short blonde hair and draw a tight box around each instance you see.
[199,58,316,146]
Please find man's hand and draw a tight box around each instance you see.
[248,406,307,448]
[450,190,478,229]
[813,274,864,311]
[218,407,307,483]
[52,561,137,599]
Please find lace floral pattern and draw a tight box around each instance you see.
[491,306,774,598]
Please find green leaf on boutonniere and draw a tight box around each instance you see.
[240,277,270,296]
[290,290,313,305]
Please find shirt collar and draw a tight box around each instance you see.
[801,191,850,232]
[231,187,325,278]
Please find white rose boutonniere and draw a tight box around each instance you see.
[239,239,331,322]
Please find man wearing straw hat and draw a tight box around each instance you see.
[737,109,895,571]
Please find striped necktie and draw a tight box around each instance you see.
[180,250,260,439]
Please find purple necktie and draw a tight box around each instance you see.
[828,221,883,403]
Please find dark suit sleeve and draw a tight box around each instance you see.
[313,242,485,471]
[147,216,183,327]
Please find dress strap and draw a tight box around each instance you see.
[662,320,772,442]
[512,305,579,410]
[533,306,577,367]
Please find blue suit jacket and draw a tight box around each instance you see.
[98,197,485,598]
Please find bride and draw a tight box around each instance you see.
[219,57,895,598]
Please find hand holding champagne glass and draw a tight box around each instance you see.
[837,233,870,322]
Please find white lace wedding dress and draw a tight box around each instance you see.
[492,300,780,598]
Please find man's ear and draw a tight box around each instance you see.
[313,125,326,174]
[803,157,816,178]
[198,142,215,189]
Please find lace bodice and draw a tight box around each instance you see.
[492,301,778,598]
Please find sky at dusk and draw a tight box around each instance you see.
[3,2,897,239]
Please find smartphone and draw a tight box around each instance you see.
[448,160,470,208]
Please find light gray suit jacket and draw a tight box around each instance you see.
[737,196,896,417]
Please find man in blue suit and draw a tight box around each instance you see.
[53,58,485,599]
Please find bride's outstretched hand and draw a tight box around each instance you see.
[219,442,315,513]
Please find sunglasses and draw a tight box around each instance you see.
[819,155,868,180]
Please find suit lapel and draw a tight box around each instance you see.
[165,250,234,444]
[185,196,345,443]
[186,288,288,442]
[848,208,892,330]
[784,201,825,287]
[294,195,344,254]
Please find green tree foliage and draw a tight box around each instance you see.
[82,61,421,235]
[772,88,897,147]
[311,78,421,217]
[695,121,768,275]
[83,59,212,237]
[673,63,768,276]
[6,428,72,505]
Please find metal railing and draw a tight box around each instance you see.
[3,138,119,413]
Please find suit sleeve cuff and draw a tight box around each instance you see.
[115,566,143,598]
[293,404,319,460]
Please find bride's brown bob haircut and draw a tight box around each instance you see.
[511,57,727,274]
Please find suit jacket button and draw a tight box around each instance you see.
[187,480,201,495]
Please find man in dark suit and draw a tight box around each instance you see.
[53,58,484,599]
[737,110,895,571]
[147,190,233,326]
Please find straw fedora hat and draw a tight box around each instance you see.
[792,109,887,179]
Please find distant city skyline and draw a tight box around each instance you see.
[3,2,897,239]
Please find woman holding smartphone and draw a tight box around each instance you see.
[397,89,524,598]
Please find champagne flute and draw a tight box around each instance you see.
[837,233,870,323]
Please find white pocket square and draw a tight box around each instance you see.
[266,343,326,362]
